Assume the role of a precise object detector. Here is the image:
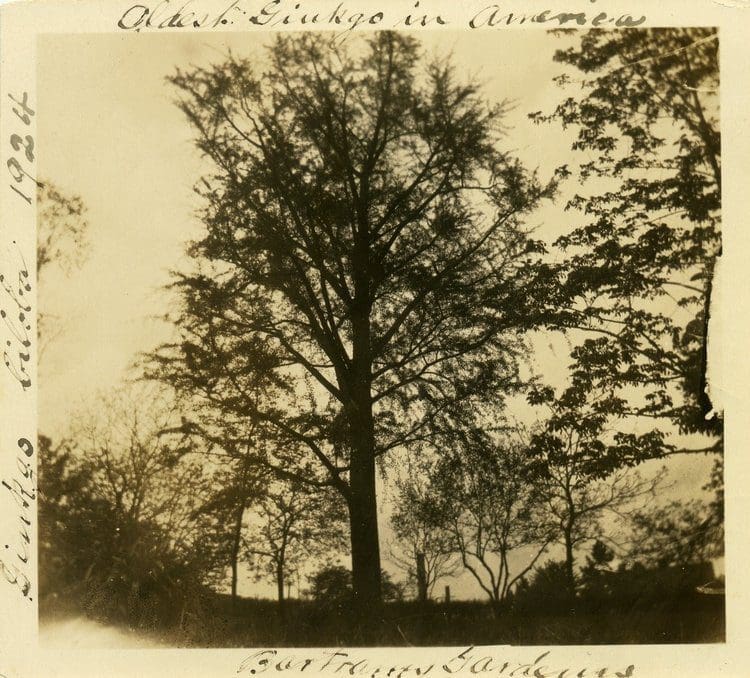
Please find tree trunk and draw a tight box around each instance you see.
[276,561,286,625]
[416,552,428,603]
[490,595,504,619]
[230,558,239,606]
[230,504,245,606]
[563,489,577,600]
[348,442,382,639]
[344,252,384,641]
[563,526,576,598]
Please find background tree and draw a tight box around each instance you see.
[625,497,722,570]
[38,386,218,627]
[37,180,90,356]
[307,565,403,608]
[191,439,267,604]
[428,430,553,612]
[307,564,352,607]
[38,435,115,596]
[244,478,347,623]
[703,456,724,553]
[528,29,723,599]
[511,560,574,614]
[577,539,616,595]
[389,467,458,600]
[527,384,666,595]
[150,30,556,624]
[37,181,89,275]
[72,388,208,555]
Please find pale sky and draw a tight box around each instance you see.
[37,30,719,600]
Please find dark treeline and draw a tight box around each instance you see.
[38,27,723,646]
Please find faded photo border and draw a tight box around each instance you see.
[0,0,748,676]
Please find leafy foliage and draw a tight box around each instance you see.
[307,565,403,609]
[532,28,721,439]
[626,497,723,569]
[512,560,575,613]
[527,384,666,587]
[38,30,726,642]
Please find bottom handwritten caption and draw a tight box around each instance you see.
[237,647,635,678]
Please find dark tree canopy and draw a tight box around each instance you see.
[149,31,555,621]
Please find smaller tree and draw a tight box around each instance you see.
[429,431,553,612]
[245,480,346,622]
[703,456,724,556]
[193,446,268,603]
[527,384,667,595]
[71,387,211,558]
[308,565,352,607]
[577,540,617,603]
[307,565,403,608]
[625,498,722,570]
[390,464,458,601]
[512,560,573,614]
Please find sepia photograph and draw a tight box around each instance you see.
[35,26,724,649]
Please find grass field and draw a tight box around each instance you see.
[40,589,725,648]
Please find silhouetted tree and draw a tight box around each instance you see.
[38,387,217,627]
[578,540,616,602]
[191,442,267,604]
[307,564,402,607]
[245,479,347,622]
[527,385,666,594]
[37,435,114,595]
[150,30,556,628]
[512,560,573,613]
[428,431,553,612]
[704,456,724,554]
[308,564,352,606]
[389,462,458,600]
[626,498,722,569]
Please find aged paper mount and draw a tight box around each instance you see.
[1,0,748,676]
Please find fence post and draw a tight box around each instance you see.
[416,552,428,603]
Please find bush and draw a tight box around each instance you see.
[38,433,215,632]
[512,560,575,614]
